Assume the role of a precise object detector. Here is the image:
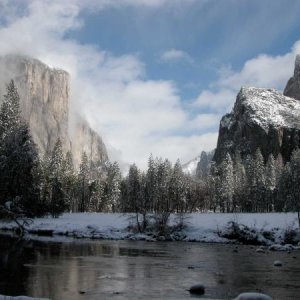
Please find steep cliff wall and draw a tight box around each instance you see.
[196,150,215,178]
[0,55,70,155]
[214,55,300,164]
[213,87,300,164]
[72,118,108,167]
[284,54,300,100]
[0,54,108,166]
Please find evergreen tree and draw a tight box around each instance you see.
[0,124,42,216]
[169,159,185,213]
[61,151,77,211]
[232,151,247,212]
[78,152,90,212]
[145,154,157,212]
[219,153,234,212]
[252,148,266,212]
[265,154,276,212]
[0,80,21,139]
[40,151,52,212]
[48,138,66,217]
[155,158,172,213]
[276,162,291,212]
[287,149,300,226]
[103,161,121,212]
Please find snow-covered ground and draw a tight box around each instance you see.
[0,296,49,300]
[0,213,300,250]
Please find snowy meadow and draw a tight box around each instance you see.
[1,212,299,250]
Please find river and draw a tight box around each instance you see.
[0,234,299,299]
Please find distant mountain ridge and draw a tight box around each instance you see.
[0,54,108,167]
[214,55,300,164]
[182,150,214,176]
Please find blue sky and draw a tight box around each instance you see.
[71,0,300,93]
[0,0,300,168]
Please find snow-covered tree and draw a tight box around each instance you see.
[169,159,185,213]
[78,152,90,212]
[218,153,234,212]
[287,149,300,226]
[265,154,276,212]
[0,124,41,216]
[103,161,121,212]
[145,154,158,212]
[232,151,247,212]
[61,150,77,212]
[0,80,21,139]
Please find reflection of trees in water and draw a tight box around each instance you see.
[0,235,31,296]
[1,238,300,299]
[25,241,128,299]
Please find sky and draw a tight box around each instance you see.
[0,0,300,169]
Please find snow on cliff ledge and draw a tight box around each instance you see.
[223,87,300,132]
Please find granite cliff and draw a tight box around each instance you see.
[196,150,215,178]
[0,55,108,166]
[214,56,300,164]
[284,54,300,100]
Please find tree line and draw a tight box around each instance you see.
[0,80,300,221]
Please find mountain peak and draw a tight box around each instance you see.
[283,55,300,100]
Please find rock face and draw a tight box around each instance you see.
[214,87,300,164]
[72,118,108,167]
[214,55,300,164]
[196,150,215,177]
[284,54,300,100]
[0,54,108,166]
[182,155,201,175]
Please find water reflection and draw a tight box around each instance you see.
[0,234,299,299]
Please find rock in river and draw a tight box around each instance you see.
[188,284,205,295]
[273,260,283,267]
[234,292,273,300]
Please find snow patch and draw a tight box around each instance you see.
[182,155,200,175]
[238,87,300,132]
[0,213,299,248]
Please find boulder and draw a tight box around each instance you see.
[234,292,273,300]
[188,284,205,295]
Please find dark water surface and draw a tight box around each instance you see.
[0,234,299,300]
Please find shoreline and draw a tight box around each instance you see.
[0,212,300,250]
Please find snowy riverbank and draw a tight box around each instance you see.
[0,213,300,249]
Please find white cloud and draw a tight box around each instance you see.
[160,49,192,63]
[218,52,297,91]
[193,41,300,117]
[193,89,236,113]
[1,0,298,170]
[188,114,221,130]
[0,0,211,169]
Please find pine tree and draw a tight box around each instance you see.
[288,149,300,226]
[232,151,247,212]
[0,124,42,216]
[48,138,66,217]
[155,158,172,213]
[276,162,291,212]
[145,154,157,212]
[169,159,185,213]
[265,154,276,212]
[78,152,90,212]
[105,161,121,212]
[252,148,266,212]
[0,80,21,139]
[219,153,234,212]
[40,151,52,211]
[61,151,77,211]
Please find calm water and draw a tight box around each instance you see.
[0,234,299,300]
